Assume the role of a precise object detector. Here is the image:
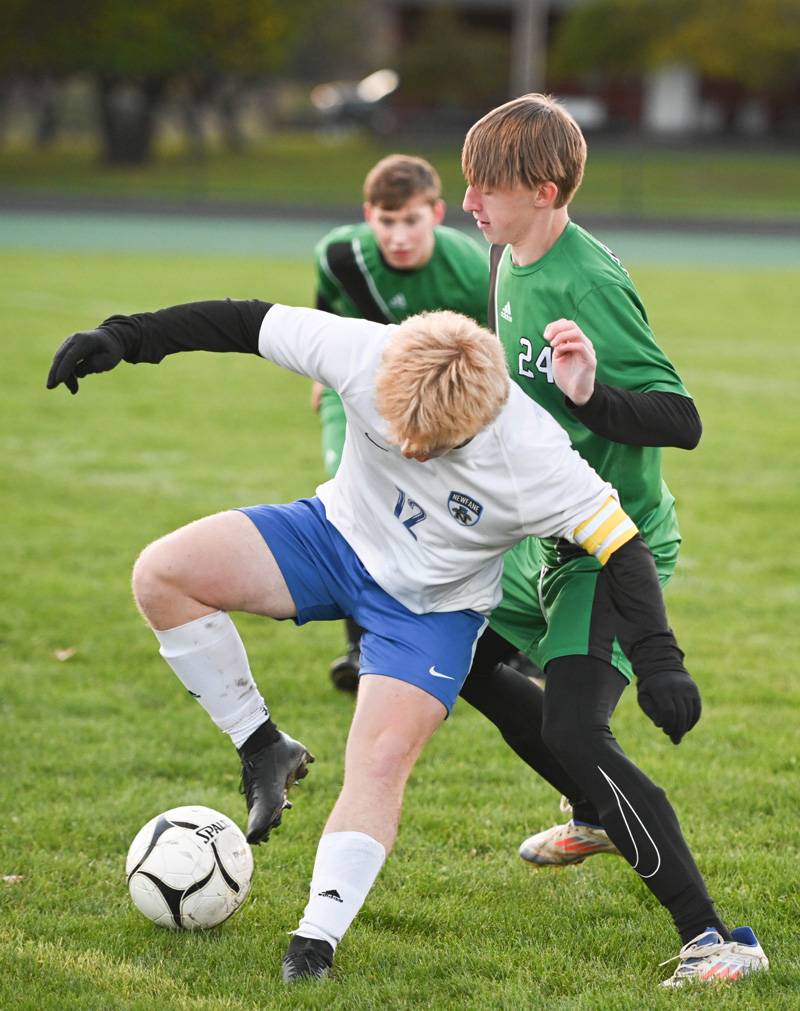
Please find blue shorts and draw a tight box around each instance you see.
[238,498,487,713]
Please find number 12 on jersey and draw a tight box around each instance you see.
[518,338,553,382]
[394,487,426,540]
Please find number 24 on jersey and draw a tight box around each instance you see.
[518,339,553,383]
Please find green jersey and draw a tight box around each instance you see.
[315,222,489,325]
[492,222,689,560]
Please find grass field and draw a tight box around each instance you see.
[2,134,800,223]
[1,244,799,1010]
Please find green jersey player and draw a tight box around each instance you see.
[311,155,490,690]
[486,222,687,670]
[458,94,768,988]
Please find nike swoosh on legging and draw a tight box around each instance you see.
[597,765,662,878]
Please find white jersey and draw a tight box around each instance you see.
[259,304,633,615]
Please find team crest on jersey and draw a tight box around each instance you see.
[448,491,483,526]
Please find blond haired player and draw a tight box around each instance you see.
[459,93,767,987]
[48,298,695,983]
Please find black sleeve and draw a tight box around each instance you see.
[99,299,273,365]
[486,243,504,334]
[601,534,687,679]
[566,384,702,449]
[315,292,333,314]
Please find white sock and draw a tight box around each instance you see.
[153,611,269,749]
[296,831,386,949]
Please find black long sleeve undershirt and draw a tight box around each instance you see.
[602,534,687,678]
[99,299,273,364]
[566,383,702,449]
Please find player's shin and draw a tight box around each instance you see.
[295,831,387,948]
[152,610,272,747]
[153,610,313,844]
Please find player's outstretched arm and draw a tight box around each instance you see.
[47,299,272,394]
[601,534,701,744]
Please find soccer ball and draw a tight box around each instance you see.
[126,805,254,929]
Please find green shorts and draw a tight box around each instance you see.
[490,528,680,683]
[319,388,347,478]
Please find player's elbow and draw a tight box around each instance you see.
[677,399,702,450]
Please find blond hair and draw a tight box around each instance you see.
[363,154,441,210]
[375,311,509,456]
[462,93,586,208]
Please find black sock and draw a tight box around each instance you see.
[238,718,281,758]
[571,800,603,825]
[681,918,731,945]
[672,893,732,945]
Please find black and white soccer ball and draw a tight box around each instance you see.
[126,805,254,929]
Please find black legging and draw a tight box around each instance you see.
[460,636,727,944]
[460,630,591,809]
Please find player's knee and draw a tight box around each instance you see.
[131,539,175,617]
[540,707,601,762]
[360,728,420,785]
[541,709,572,754]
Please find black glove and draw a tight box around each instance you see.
[46,328,124,394]
[636,668,701,745]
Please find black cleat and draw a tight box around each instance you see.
[329,649,359,693]
[282,935,334,982]
[239,731,314,844]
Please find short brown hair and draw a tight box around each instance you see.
[462,93,586,208]
[363,154,441,210]
[375,311,509,457]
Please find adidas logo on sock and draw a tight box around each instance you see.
[500,301,512,323]
[318,888,343,903]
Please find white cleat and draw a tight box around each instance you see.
[660,926,769,988]
[518,819,621,865]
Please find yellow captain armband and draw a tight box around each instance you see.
[572,496,638,565]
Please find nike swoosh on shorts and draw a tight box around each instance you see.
[428,666,455,680]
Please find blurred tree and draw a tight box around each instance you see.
[0,0,350,163]
[551,0,800,131]
[288,0,387,83]
[395,7,510,120]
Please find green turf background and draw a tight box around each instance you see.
[2,136,800,223]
